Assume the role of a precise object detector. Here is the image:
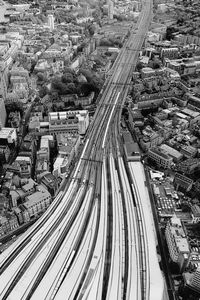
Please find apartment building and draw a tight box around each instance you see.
[165,216,190,271]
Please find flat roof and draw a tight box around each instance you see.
[182,108,200,118]
[149,148,171,160]
[0,127,16,138]
[24,190,50,207]
[160,144,183,159]
[129,162,165,300]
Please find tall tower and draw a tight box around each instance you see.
[48,14,54,31]
[108,0,114,20]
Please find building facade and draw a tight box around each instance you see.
[49,110,89,135]
[148,148,173,168]
[165,216,190,271]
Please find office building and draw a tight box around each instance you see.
[160,144,183,162]
[49,110,89,135]
[165,216,190,271]
[148,148,173,169]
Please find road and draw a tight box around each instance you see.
[0,0,168,299]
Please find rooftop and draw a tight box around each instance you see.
[24,190,51,207]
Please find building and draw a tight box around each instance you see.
[15,156,32,178]
[37,171,58,196]
[19,134,36,163]
[165,216,190,271]
[0,216,10,235]
[53,156,69,177]
[49,110,89,135]
[182,108,200,119]
[13,207,23,225]
[29,116,40,132]
[0,127,17,145]
[180,145,197,159]
[177,158,200,175]
[160,47,179,59]
[37,135,54,161]
[0,98,6,127]
[140,126,164,150]
[191,267,200,290]
[122,131,140,161]
[0,212,19,234]
[191,205,200,224]
[21,178,37,195]
[57,133,80,154]
[35,159,49,176]
[23,186,51,218]
[0,33,24,100]
[147,148,173,168]
[174,173,193,192]
[141,67,156,78]
[108,0,114,20]
[0,145,10,163]
[19,204,30,223]
[160,144,183,162]
[10,189,25,208]
[48,14,54,31]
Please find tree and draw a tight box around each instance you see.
[66,83,76,93]
[166,27,176,41]
[50,91,59,101]
[79,69,93,82]
[122,107,128,118]
[37,72,46,82]
[88,24,95,36]
[113,14,125,21]
[34,96,40,103]
[99,39,113,47]
[30,59,37,73]
[39,86,48,98]
[152,61,161,69]
[6,102,24,116]
[136,62,143,72]
[172,115,179,127]
[52,77,75,95]
[76,103,83,110]
[62,73,74,84]
[77,42,86,53]
[181,202,191,213]
[114,40,123,48]
[169,258,181,274]
[63,67,75,75]
[79,83,94,96]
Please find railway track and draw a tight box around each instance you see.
[0,0,155,298]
